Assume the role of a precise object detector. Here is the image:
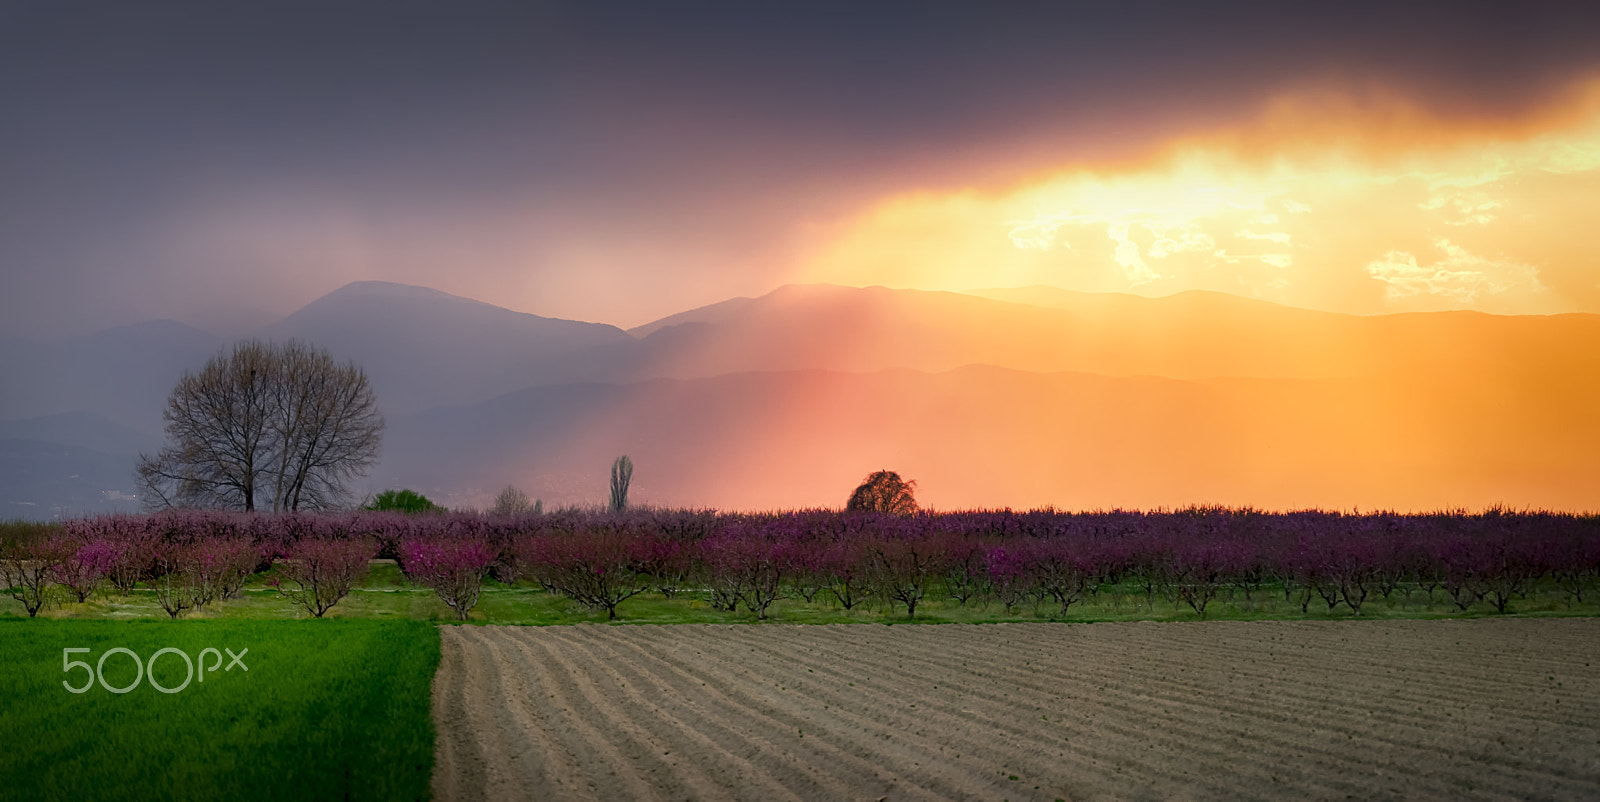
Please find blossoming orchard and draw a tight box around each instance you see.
[3,507,1598,622]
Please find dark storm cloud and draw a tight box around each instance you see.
[2,1,1598,335]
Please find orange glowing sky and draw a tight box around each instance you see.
[799,80,1600,318]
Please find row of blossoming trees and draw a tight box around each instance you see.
[3,507,1598,620]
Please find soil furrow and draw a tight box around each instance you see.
[779,622,1599,791]
[463,627,595,800]
[746,626,1410,796]
[539,626,852,801]
[496,628,665,800]
[684,625,1263,797]
[507,628,746,801]
[602,626,992,800]
[666,622,1599,798]
[432,620,1600,801]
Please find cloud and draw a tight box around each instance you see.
[1419,185,1502,226]
[803,80,1600,315]
[1541,141,1600,174]
[1108,222,1161,285]
[1007,212,1071,250]
[1148,228,1216,259]
[1236,229,1292,244]
[1365,239,1542,305]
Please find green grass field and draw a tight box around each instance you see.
[0,619,438,801]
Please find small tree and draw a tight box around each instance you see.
[1171,541,1232,618]
[632,534,693,598]
[401,537,496,620]
[148,539,204,620]
[0,538,61,617]
[985,543,1035,614]
[609,456,634,513]
[869,532,946,619]
[491,484,533,516]
[365,489,443,514]
[820,539,874,610]
[701,529,790,621]
[102,517,156,595]
[189,538,260,605]
[49,535,118,603]
[846,470,919,514]
[518,530,652,621]
[271,537,376,618]
[1031,538,1099,617]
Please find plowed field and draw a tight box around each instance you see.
[432,620,1600,800]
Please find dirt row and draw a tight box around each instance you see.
[432,619,1600,800]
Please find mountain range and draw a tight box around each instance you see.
[3,280,1597,517]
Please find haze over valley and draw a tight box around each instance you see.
[4,280,1597,517]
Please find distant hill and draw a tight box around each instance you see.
[260,281,637,414]
[6,280,1600,514]
[626,283,1600,382]
[626,294,762,339]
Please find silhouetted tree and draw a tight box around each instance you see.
[610,455,634,513]
[492,484,533,516]
[846,470,919,514]
[135,340,383,512]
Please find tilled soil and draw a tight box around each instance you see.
[432,619,1600,801]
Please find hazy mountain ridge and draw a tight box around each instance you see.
[624,283,1600,382]
[5,279,1599,515]
[260,281,638,414]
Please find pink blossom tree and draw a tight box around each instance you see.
[48,534,119,603]
[101,515,157,594]
[148,538,205,619]
[516,528,653,620]
[984,543,1035,614]
[271,536,376,617]
[193,537,261,603]
[401,536,497,620]
[867,523,948,619]
[701,524,791,621]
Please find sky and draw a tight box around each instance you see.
[4,1,1600,338]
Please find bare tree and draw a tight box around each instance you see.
[492,484,532,516]
[0,538,60,617]
[136,339,382,512]
[846,469,919,514]
[265,341,384,512]
[136,341,276,510]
